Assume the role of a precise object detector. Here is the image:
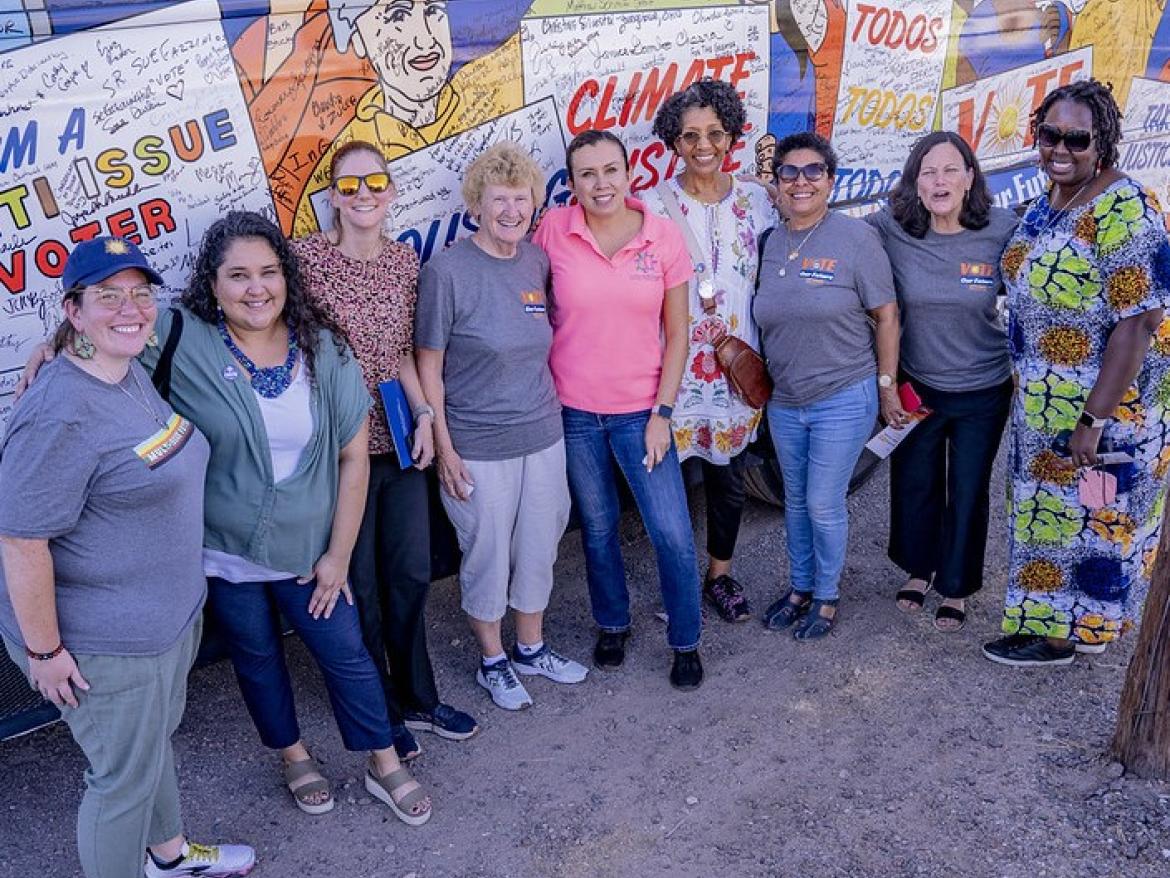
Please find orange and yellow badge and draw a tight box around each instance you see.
[520,289,547,317]
[105,239,129,255]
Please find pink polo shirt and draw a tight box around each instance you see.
[533,198,693,414]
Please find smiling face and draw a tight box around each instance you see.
[1037,99,1100,191]
[916,141,974,227]
[65,267,157,366]
[567,140,631,220]
[212,237,288,335]
[330,147,395,234]
[676,106,730,180]
[473,183,534,256]
[776,146,832,227]
[353,0,452,111]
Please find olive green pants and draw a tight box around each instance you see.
[5,619,200,878]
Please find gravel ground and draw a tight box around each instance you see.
[3,456,1170,878]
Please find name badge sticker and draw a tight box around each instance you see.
[798,256,837,283]
[520,289,547,317]
[960,262,996,288]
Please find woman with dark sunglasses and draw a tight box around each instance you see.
[983,79,1170,667]
[864,131,1017,633]
[755,131,903,641]
[642,79,776,625]
[292,140,480,755]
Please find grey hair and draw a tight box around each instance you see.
[327,0,377,53]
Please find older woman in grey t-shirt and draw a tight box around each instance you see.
[866,131,1016,634]
[755,132,904,641]
[0,238,253,878]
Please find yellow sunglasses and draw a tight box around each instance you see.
[332,173,392,196]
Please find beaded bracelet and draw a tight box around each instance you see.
[26,643,64,661]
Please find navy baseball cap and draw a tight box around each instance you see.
[61,237,165,290]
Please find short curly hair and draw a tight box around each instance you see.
[772,131,838,178]
[182,211,348,375]
[461,141,546,217]
[652,78,747,151]
[1031,78,1122,170]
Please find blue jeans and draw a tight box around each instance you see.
[206,577,393,752]
[767,378,878,601]
[562,407,701,650]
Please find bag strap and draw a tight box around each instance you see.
[655,182,716,315]
[151,307,183,402]
[755,226,775,292]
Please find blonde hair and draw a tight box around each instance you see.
[461,142,545,217]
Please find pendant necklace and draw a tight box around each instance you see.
[1036,175,1096,238]
[778,214,827,277]
[217,315,299,399]
[94,361,167,428]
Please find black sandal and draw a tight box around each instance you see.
[933,601,967,633]
[763,590,811,631]
[895,580,932,614]
[793,599,838,641]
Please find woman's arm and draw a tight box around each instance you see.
[1068,309,1164,466]
[417,347,474,500]
[869,301,909,426]
[0,537,88,707]
[645,282,690,472]
[302,421,369,619]
[396,351,436,469]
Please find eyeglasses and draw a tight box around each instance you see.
[83,285,157,310]
[777,162,828,183]
[1036,124,1093,153]
[678,130,731,148]
[332,173,392,196]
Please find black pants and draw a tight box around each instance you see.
[701,452,749,563]
[888,377,1012,599]
[349,454,439,724]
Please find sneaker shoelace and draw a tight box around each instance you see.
[182,843,220,865]
[488,663,522,690]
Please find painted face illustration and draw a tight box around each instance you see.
[353,0,453,111]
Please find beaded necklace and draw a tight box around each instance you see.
[216,315,298,399]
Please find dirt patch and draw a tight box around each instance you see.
[3,458,1169,877]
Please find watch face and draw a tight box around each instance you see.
[878,375,893,388]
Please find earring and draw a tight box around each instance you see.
[72,333,96,359]
[146,330,159,348]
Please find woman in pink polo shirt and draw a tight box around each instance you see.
[532,130,704,691]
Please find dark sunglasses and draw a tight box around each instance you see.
[332,172,392,196]
[776,162,828,183]
[1036,124,1093,153]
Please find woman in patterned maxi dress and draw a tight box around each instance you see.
[984,80,1170,667]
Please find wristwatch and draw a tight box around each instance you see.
[652,403,674,420]
[412,404,435,420]
[878,373,894,389]
[1079,409,1109,430]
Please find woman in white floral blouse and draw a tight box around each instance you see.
[645,78,776,622]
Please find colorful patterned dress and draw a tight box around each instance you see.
[642,177,776,464]
[1001,177,1170,644]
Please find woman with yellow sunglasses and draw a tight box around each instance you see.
[292,140,480,764]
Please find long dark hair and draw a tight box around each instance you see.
[182,211,348,374]
[565,130,629,182]
[890,131,991,239]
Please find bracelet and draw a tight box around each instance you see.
[26,642,64,661]
[412,404,435,420]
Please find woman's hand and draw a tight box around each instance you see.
[437,446,475,500]
[644,414,672,473]
[411,413,436,470]
[14,343,54,400]
[879,385,910,428]
[29,649,89,709]
[1067,424,1102,468]
[300,552,353,620]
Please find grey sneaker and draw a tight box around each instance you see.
[476,659,533,710]
[511,644,589,684]
[144,841,255,877]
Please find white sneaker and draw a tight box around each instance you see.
[512,644,589,684]
[476,659,533,710]
[144,841,256,877]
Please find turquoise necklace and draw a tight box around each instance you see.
[217,315,298,399]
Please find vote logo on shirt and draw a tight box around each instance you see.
[960,262,996,288]
[520,289,547,317]
[798,257,837,283]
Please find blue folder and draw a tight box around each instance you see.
[377,380,415,470]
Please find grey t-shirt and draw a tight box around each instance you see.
[415,237,562,460]
[0,357,209,656]
[754,211,896,406]
[866,205,1016,391]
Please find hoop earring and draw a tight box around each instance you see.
[146,330,159,348]
[72,333,96,359]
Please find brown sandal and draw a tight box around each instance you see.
[364,761,432,826]
[283,758,334,815]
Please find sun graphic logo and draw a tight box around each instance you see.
[984,89,1030,159]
